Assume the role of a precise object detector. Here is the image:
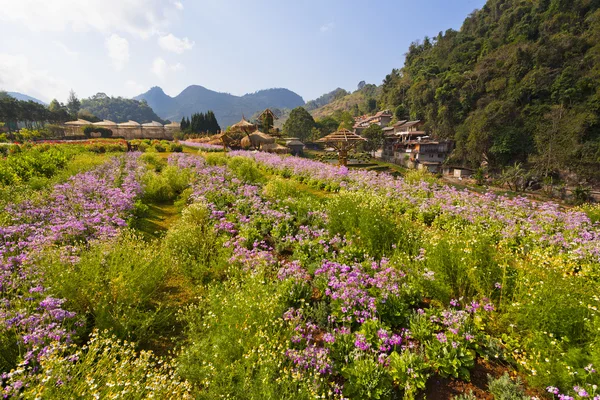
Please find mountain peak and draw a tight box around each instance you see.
[136,84,305,127]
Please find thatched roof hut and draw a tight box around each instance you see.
[230,117,256,133]
[316,129,366,166]
[263,143,289,154]
[65,119,91,126]
[92,120,117,127]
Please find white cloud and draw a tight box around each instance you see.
[53,41,79,58]
[320,22,334,33]
[0,53,68,101]
[158,33,194,54]
[151,57,184,79]
[0,0,183,38]
[125,80,146,96]
[105,34,130,70]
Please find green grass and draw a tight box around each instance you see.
[131,202,181,240]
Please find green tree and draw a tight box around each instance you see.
[66,90,81,118]
[282,107,315,141]
[337,111,355,131]
[362,124,384,155]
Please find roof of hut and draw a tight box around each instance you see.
[316,129,367,144]
[262,143,289,154]
[164,121,180,127]
[65,119,91,126]
[286,140,304,147]
[241,135,251,149]
[118,120,141,127]
[92,120,117,126]
[248,130,275,144]
[142,121,164,127]
[230,117,256,133]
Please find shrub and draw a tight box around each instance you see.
[142,165,191,203]
[227,156,265,183]
[10,330,193,399]
[82,125,112,138]
[164,202,229,282]
[170,142,183,152]
[487,373,530,400]
[341,356,393,399]
[40,232,172,344]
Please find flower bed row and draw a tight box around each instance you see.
[0,153,144,396]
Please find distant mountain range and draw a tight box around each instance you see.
[7,92,46,105]
[135,86,305,128]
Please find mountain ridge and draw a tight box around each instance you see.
[135,85,305,128]
[6,92,46,105]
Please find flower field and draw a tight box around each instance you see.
[0,142,599,399]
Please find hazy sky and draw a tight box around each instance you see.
[0,0,486,103]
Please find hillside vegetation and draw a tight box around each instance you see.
[379,0,600,181]
[81,93,166,124]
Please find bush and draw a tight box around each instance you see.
[170,142,183,152]
[82,125,113,138]
[487,373,530,400]
[341,357,393,399]
[40,232,172,344]
[10,330,193,399]
[142,165,191,203]
[164,202,229,282]
[227,156,265,183]
[177,275,313,399]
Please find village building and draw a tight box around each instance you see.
[63,119,179,139]
[353,110,393,134]
[380,120,454,172]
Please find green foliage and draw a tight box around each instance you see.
[40,232,172,344]
[379,0,600,179]
[66,89,81,118]
[388,350,431,399]
[283,107,316,141]
[341,357,393,399]
[327,191,406,258]
[164,203,229,283]
[80,92,165,124]
[142,165,192,203]
[181,111,221,134]
[82,125,113,138]
[227,156,266,184]
[14,331,192,399]
[178,275,313,399]
[362,124,385,153]
[487,373,530,400]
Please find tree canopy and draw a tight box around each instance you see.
[283,107,315,141]
[80,93,165,124]
[379,0,600,181]
[180,111,221,134]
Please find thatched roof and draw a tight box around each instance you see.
[118,120,141,127]
[142,121,164,127]
[262,143,289,154]
[248,131,275,144]
[316,129,366,144]
[230,117,256,133]
[65,119,91,126]
[286,140,304,147]
[240,136,251,149]
[92,120,117,126]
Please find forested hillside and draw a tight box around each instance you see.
[380,0,600,181]
[81,93,166,124]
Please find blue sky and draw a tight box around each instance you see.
[0,0,486,103]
